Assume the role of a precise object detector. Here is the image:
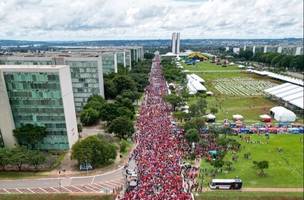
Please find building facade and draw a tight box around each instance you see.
[0,65,78,150]
[0,55,104,112]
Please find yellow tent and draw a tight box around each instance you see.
[188,52,209,61]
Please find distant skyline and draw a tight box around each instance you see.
[0,0,303,41]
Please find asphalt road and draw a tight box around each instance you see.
[0,167,124,194]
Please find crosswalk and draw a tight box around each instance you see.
[0,177,124,194]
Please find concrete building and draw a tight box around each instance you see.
[171,32,181,55]
[0,65,78,149]
[0,55,104,112]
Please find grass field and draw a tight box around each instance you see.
[0,194,114,200]
[194,192,303,200]
[183,61,240,71]
[185,61,282,122]
[200,134,304,188]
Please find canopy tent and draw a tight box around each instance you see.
[206,91,214,96]
[205,114,216,122]
[189,73,205,83]
[270,106,296,122]
[259,114,272,122]
[233,114,244,121]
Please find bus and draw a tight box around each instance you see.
[209,179,242,190]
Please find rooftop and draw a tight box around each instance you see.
[0,64,68,70]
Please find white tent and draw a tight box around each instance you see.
[205,113,216,122]
[205,114,216,119]
[259,114,271,119]
[206,91,214,96]
[233,114,244,120]
[270,106,296,122]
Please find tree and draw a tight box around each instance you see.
[212,159,224,170]
[173,111,187,122]
[80,108,99,126]
[115,96,135,112]
[116,106,134,120]
[121,90,141,103]
[112,75,136,94]
[104,79,117,99]
[189,97,207,117]
[184,117,205,132]
[253,160,269,176]
[108,117,134,139]
[164,94,183,111]
[28,151,46,171]
[144,52,154,59]
[185,129,200,143]
[83,99,105,115]
[13,124,47,149]
[100,103,119,122]
[0,148,10,170]
[71,136,117,167]
[9,147,29,171]
[87,95,106,104]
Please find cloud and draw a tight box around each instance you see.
[0,0,302,40]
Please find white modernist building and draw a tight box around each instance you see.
[0,65,79,150]
[172,32,181,55]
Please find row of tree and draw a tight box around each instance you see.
[0,147,46,171]
[162,60,186,83]
[80,60,152,139]
[104,60,151,99]
[238,50,303,71]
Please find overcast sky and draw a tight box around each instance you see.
[0,0,303,40]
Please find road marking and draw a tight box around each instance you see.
[50,187,60,193]
[85,184,100,192]
[61,186,73,193]
[93,183,112,191]
[15,188,23,193]
[91,175,96,184]
[69,185,86,192]
[27,188,35,193]
[3,189,10,193]
[81,185,96,192]
[39,187,49,193]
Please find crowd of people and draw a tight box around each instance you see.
[120,55,192,200]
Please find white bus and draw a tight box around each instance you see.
[209,179,242,190]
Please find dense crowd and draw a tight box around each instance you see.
[121,55,192,200]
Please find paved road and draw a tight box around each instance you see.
[202,187,304,192]
[0,167,124,194]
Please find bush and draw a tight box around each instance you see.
[120,140,128,153]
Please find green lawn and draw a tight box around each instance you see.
[194,192,303,200]
[183,61,240,71]
[185,61,281,122]
[200,134,304,188]
[0,194,114,200]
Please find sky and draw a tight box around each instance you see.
[0,0,303,40]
